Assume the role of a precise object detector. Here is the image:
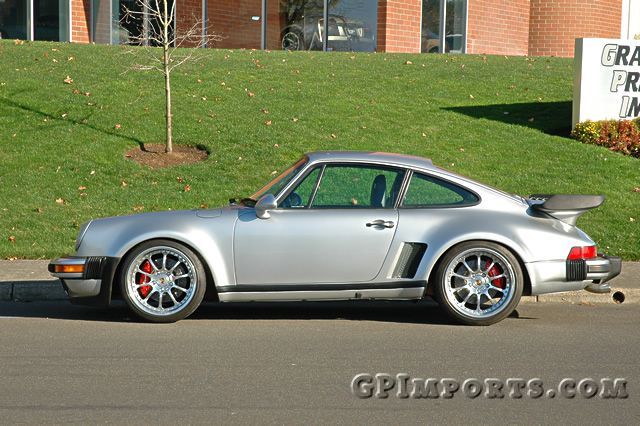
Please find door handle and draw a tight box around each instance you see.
[366,219,395,228]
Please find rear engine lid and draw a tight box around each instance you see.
[528,194,605,226]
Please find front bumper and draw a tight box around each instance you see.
[48,256,119,306]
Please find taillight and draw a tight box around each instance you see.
[567,246,597,260]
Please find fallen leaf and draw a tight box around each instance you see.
[132,205,144,212]
[63,75,73,84]
[68,56,74,61]
[404,60,413,65]
[8,235,16,243]
[176,176,184,183]
[261,108,269,114]
[330,133,337,139]
[459,147,465,152]
[528,117,535,122]
[72,88,80,94]
[291,117,299,122]
[14,39,24,45]
[631,217,636,222]
[121,181,128,187]
[199,203,208,209]
[270,170,278,175]
[633,187,640,192]
[78,186,87,191]
[265,120,272,126]
[90,170,95,175]
[184,184,191,192]
[422,132,427,137]
[114,124,121,130]
[273,143,279,148]
[55,198,65,205]
[201,97,207,101]
[247,91,255,97]
[469,94,475,99]
[34,208,43,213]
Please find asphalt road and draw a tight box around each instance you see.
[0,301,637,424]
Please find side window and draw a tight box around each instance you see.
[312,165,404,209]
[281,167,321,208]
[402,173,478,207]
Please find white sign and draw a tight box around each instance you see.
[573,38,640,127]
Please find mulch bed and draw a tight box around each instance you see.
[125,143,208,169]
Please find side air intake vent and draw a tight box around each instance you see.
[392,243,427,279]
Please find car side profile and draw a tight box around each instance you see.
[49,151,621,325]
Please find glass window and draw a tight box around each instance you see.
[327,0,377,52]
[92,0,112,44]
[34,0,69,41]
[251,157,308,200]
[402,173,478,207]
[0,0,28,40]
[421,0,466,54]
[312,165,404,209]
[268,0,323,51]
[281,167,321,208]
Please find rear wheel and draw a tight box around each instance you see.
[119,240,206,323]
[434,241,523,326]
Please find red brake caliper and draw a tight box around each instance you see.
[486,260,505,289]
[137,260,153,298]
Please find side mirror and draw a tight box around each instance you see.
[255,194,277,219]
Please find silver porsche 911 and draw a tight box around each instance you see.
[49,151,621,325]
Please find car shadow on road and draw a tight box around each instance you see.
[0,300,529,325]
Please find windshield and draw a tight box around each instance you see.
[250,156,308,200]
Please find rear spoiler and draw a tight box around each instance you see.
[528,194,605,226]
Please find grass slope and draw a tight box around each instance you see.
[0,41,638,259]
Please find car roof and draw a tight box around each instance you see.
[305,151,436,171]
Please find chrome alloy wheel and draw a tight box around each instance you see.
[124,246,198,317]
[443,248,515,319]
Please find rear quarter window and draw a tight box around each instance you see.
[402,172,479,207]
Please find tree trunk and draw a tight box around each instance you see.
[163,0,173,154]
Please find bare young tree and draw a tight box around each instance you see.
[123,0,221,153]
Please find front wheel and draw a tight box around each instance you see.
[119,239,207,323]
[434,241,523,326]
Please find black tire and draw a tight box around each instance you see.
[433,241,523,326]
[119,239,207,323]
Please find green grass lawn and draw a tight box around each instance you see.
[0,40,638,259]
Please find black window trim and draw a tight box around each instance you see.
[398,169,481,209]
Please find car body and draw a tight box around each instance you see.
[49,151,621,325]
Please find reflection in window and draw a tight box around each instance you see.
[34,0,69,41]
[270,0,377,52]
[421,0,466,54]
[327,0,377,52]
[0,0,27,40]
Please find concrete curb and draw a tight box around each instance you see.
[0,260,638,304]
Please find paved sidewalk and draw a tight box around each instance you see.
[0,260,638,304]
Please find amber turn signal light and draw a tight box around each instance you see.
[54,264,85,273]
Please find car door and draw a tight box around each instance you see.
[233,163,406,285]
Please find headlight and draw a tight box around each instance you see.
[75,220,92,251]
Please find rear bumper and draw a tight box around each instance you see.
[527,255,622,295]
[48,256,119,306]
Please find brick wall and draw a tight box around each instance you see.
[71,0,91,43]
[529,0,622,57]
[467,0,530,55]
[207,0,262,49]
[377,0,422,53]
